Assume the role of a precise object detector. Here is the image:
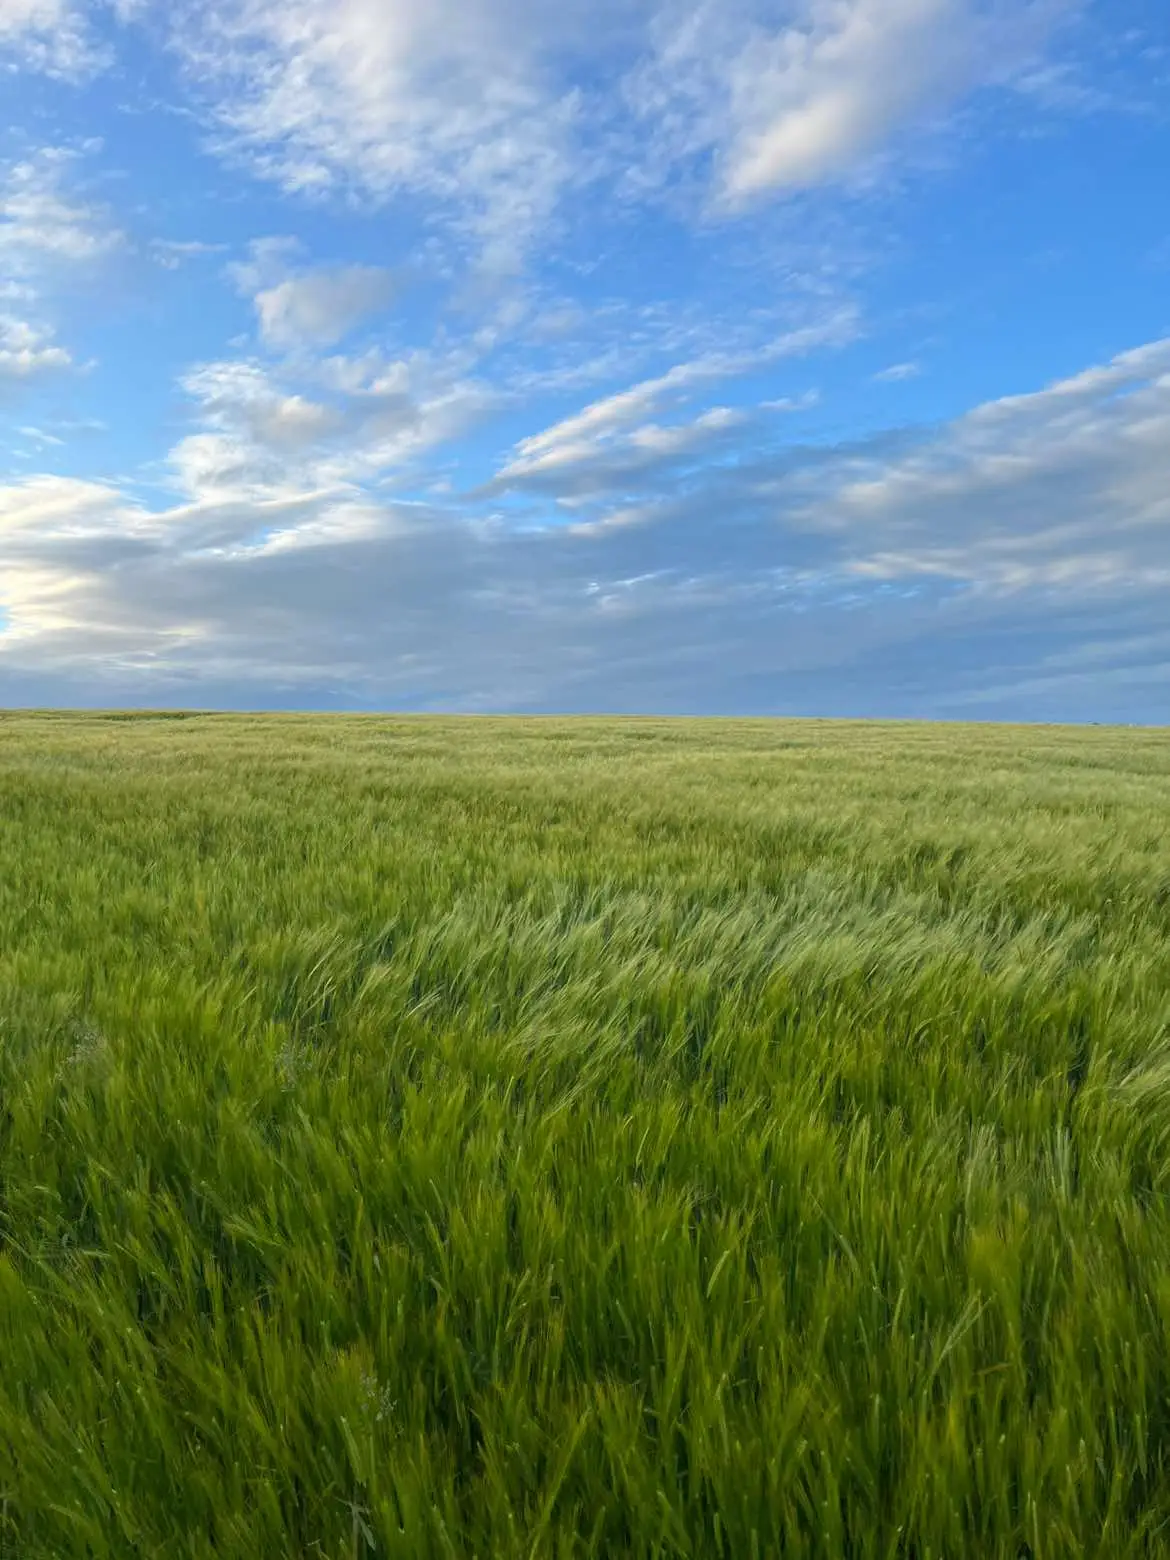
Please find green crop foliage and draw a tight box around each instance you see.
[0,712,1168,1558]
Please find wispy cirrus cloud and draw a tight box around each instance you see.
[163,0,605,269]
[148,0,1084,272]
[874,360,921,382]
[0,148,123,391]
[492,309,858,487]
[150,237,229,270]
[628,0,1077,207]
[0,147,124,272]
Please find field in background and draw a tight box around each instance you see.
[0,713,1168,1558]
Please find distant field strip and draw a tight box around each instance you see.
[0,715,1168,1557]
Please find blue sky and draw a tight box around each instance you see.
[1,0,1167,719]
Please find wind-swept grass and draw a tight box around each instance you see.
[0,713,1168,1558]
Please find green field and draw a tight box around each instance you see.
[1,714,1168,1558]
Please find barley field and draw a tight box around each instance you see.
[0,713,1167,1559]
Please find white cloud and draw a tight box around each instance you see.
[16,424,65,445]
[6,0,1048,301]
[228,242,397,348]
[150,238,229,269]
[629,0,1074,205]
[166,0,1070,266]
[166,0,600,268]
[502,364,721,479]
[166,348,498,503]
[489,333,1170,611]
[0,149,124,272]
[0,0,1089,274]
[496,310,856,483]
[0,316,71,379]
[874,360,921,382]
[255,270,394,349]
[169,361,344,500]
[0,150,124,394]
[0,0,103,75]
[727,0,987,198]
[818,338,1170,591]
[499,403,754,501]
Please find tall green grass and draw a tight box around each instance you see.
[0,713,1168,1557]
